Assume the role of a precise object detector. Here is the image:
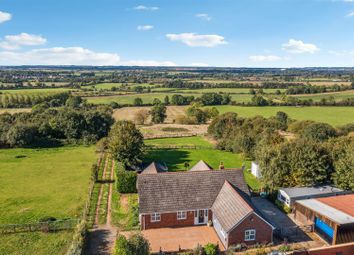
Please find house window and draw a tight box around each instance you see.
[177,211,187,220]
[245,229,256,241]
[151,213,161,222]
[204,209,208,217]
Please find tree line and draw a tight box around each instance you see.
[0,97,114,148]
[0,92,70,108]
[208,112,354,191]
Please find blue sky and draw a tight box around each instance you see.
[0,0,354,67]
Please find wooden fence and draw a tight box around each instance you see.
[146,145,212,150]
[0,219,79,234]
[144,133,199,140]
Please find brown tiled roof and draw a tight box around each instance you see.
[137,169,249,214]
[212,181,253,232]
[140,162,168,174]
[189,160,213,172]
[317,194,354,217]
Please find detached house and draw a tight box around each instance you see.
[137,162,274,248]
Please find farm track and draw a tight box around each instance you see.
[84,154,117,255]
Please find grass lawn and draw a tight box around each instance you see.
[0,145,96,224]
[212,106,354,127]
[144,137,246,170]
[0,231,73,255]
[0,145,96,255]
[145,136,213,148]
[295,90,354,102]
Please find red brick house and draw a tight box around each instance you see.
[137,164,274,248]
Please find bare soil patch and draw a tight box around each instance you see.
[113,105,188,124]
[140,124,208,139]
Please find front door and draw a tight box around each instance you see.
[194,209,208,225]
[198,210,204,224]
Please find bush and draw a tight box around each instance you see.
[115,234,150,255]
[116,163,137,193]
[175,115,197,125]
[278,244,291,252]
[114,235,129,255]
[275,200,292,214]
[204,243,218,255]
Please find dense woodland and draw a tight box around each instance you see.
[0,96,114,148]
[208,112,354,191]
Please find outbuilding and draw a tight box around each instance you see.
[294,194,354,245]
[277,186,350,208]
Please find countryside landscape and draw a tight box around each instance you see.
[1,0,354,255]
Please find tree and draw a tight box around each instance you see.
[133,98,143,106]
[150,103,167,124]
[208,112,238,139]
[127,234,150,255]
[302,122,337,141]
[289,140,333,186]
[115,234,150,255]
[332,143,354,191]
[152,98,161,105]
[164,95,170,105]
[108,121,144,168]
[6,124,38,147]
[251,95,268,106]
[65,96,84,108]
[134,109,150,125]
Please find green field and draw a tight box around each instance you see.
[0,146,96,255]
[295,90,354,102]
[86,92,254,105]
[213,106,354,126]
[175,88,286,94]
[85,82,157,90]
[0,87,71,95]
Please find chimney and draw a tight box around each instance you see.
[219,161,225,170]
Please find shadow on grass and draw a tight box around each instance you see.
[144,149,191,171]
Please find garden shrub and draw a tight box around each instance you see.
[203,243,218,255]
[275,200,292,214]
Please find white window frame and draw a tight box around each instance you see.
[177,211,187,220]
[151,213,161,222]
[245,229,256,241]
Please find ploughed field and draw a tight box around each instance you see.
[0,146,96,255]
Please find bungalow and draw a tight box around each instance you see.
[294,194,354,245]
[277,185,351,208]
[137,163,274,248]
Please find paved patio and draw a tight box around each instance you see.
[122,226,225,253]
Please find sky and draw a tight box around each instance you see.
[0,0,354,67]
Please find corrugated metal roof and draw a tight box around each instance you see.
[318,194,354,218]
[296,199,354,225]
[280,185,347,198]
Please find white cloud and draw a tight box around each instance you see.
[137,25,154,31]
[0,47,120,65]
[133,5,159,11]
[166,33,227,47]
[249,55,283,62]
[282,39,319,54]
[0,11,11,24]
[121,60,176,66]
[196,13,211,21]
[0,33,47,50]
[346,11,354,17]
